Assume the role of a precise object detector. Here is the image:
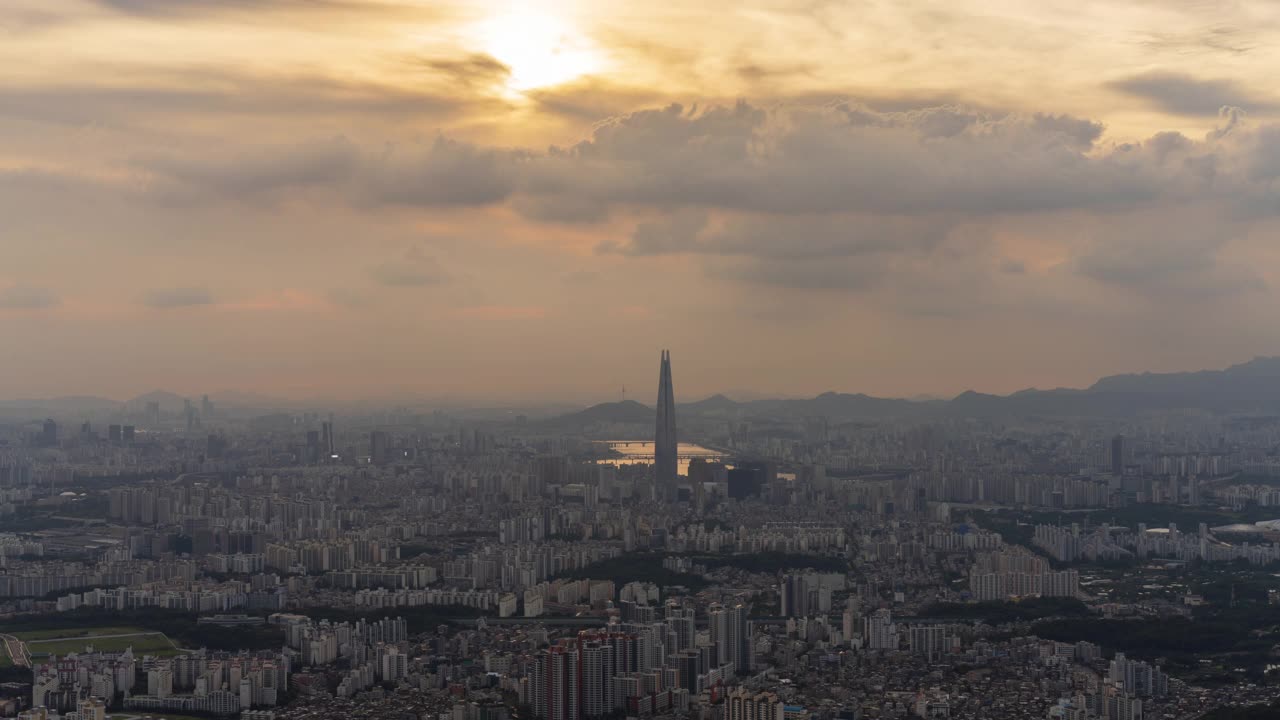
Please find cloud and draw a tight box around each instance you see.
[456,305,546,319]
[707,255,886,292]
[138,138,359,199]
[1109,71,1276,116]
[524,78,667,122]
[22,98,1280,316]
[133,135,520,207]
[603,212,945,260]
[142,287,215,309]
[0,285,60,310]
[414,54,510,91]
[0,70,484,131]
[90,0,393,19]
[0,8,67,34]
[110,98,1280,222]
[602,210,708,256]
[522,102,1136,217]
[221,290,327,312]
[561,270,599,286]
[715,215,945,259]
[690,214,969,296]
[1000,259,1027,274]
[1072,210,1266,299]
[1141,26,1257,56]
[360,137,519,207]
[371,248,451,287]
[326,288,372,309]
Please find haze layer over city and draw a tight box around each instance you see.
[7,1,1280,720]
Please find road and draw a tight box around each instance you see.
[0,633,30,667]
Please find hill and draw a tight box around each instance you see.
[541,400,655,428]
[679,394,741,414]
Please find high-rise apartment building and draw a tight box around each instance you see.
[708,602,752,674]
[727,688,784,720]
[532,643,580,720]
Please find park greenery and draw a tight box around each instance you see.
[553,553,708,591]
[919,597,1090,624]
[0,609,285,653]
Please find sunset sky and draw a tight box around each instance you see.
[3,0,1280,404]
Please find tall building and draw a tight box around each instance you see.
[578,633,618,717]
[40,419,58,447]
[321,419,335,458]
[780,574,810,618]
[727,466,766,499]
[370,431,390,465]
[1110,435,1125,475]
[654,350,678,498]
[709,602,752,674]
[865,609,899,651]
[531,643,580,720]
[1109,653,1168,698]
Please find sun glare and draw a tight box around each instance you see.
[474,9,601,93]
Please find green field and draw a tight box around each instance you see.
[0,643,11,668]
[14,626,145,641]
[24,630,180,658]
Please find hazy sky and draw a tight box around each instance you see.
[3,0,1280,404]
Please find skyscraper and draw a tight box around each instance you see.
[709,602,752,674]
[40,419,58,448]
[531,643,580,720]
[780,574,810,618]
[654,350,678,498]
[1110,434,1125,475]
[370,431,389,465]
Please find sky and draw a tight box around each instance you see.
[3,0,1280,404]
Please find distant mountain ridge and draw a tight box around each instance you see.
[0,389,295,422]
[0,395,120,412]
[8,357,1280,423]
[547,356,1280,423]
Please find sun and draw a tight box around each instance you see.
[474,9,602,93]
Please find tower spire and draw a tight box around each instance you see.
[655,349,678,500]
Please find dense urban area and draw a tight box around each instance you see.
[6,356,1280,720]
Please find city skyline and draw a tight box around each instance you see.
[4,1,1280,401]
[7,2,1280,718]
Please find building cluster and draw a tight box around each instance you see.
[516,604,751,720]
[5,359,1280,720]
[1034,521,1280,565]
[967,549,1080,602]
